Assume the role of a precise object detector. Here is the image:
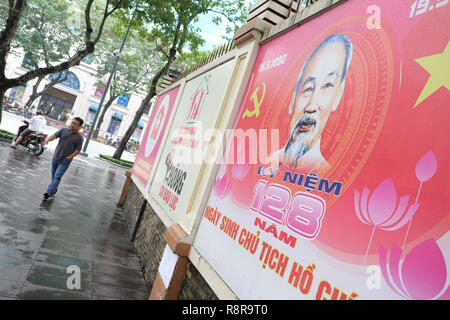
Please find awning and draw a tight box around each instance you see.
[112,112,122,121]
[137,120,144,128]
[89,104,98,111]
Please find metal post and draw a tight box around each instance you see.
[131,199,147,242]
[82,19,133,153]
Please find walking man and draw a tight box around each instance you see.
[42,117,84,200]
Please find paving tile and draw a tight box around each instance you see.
[34,251,92,272]
[45,230,92,245]
[92,282,148,300]
[18,283,91,300]
[26,263,92,295]
[92,295,118,300]
[0,228,44,250]
[0,266,30,283]
[92,272,147,292]
[93,252,141,270]
[93,243,136,259]
[30,261,92,282]
[0,279,22,298]
[91,235,132,248]
[0,247,36,270]
[39,237,92,260]
[93,262,145,280]
[24,270,91,295]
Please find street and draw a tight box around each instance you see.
[0,127,148,299]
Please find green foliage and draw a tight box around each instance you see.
[0,129,14,141]
[176,50,210,70]
[112,0,250,160]
[120,0,248,63]
[8,0,81,68]
[99,153,134,167]
[130,139,140,146]
[93,15,160,100]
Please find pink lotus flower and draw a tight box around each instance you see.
[232,163,250,181]
[379,239,449,300]
[354,178,420,264]
[415,150,437,183]
[213,174,231,199]
[402,150,438,248]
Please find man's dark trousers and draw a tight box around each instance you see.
[46,158,72,195]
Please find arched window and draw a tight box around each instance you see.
[108,112,122,135]
[49,71,80,90]
[132,120,145,141]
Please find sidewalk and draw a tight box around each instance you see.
[0,140,148,300]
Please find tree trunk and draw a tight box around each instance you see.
[23,71,69,110]
[0,89,5,123]
[23,75,44,110]
[112,17,186,160]
[93,97,116,139]
[0,0,27,124]
[111,65,173,160]
[112,64,168,160]
[0,0,27,81]
[112,88,154,160]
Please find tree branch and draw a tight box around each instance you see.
[0,0,124,90]
[93,0,124,45]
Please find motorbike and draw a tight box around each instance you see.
[24,109,32,119]
[125,142,136,153]
[13,120,47,156]
[2,102,12,111]
[112,139,121,148]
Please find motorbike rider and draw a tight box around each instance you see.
[10,110,47,148]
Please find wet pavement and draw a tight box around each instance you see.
[0,140,149,300]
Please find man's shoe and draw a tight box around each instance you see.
[9,145,16,149]
[43,192,54,200]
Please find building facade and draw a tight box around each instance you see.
[4,48,151,143]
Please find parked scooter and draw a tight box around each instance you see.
[105,136,113,145]
[112,138,121,148]
[12,120,48,156]
[125,142,136,153]
[23,109,32,119]
[2,102,13,112]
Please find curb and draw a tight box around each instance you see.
[0,137,13,143]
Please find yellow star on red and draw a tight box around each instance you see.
[414,41,450,108]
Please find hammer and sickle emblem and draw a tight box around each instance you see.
[242,82,266,119]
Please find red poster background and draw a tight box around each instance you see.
[220,0,449,265]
